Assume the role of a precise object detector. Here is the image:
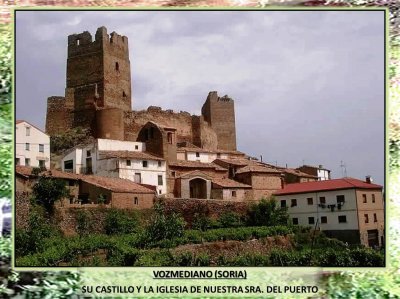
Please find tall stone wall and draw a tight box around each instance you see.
[201,91,237,151]
[45,96,73,135]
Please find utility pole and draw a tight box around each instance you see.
[340,160,347,177]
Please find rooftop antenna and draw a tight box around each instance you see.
[340,160,347,177]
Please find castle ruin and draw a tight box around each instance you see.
[45,26,237,153]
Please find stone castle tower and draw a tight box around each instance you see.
[45,26,237,151]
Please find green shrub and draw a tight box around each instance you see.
[32,177,69,213]
[192,212,213,231]
[218,211,244,228]
[134,250,173,266]
[247,197,289,226]
[104,209,138,235]
[75,210,93,236]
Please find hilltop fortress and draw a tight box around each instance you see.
[45,26,237,154]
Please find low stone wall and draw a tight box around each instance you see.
[160,198,253,226]
[15,192,30,229]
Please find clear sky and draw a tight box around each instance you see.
[15,10,385,184]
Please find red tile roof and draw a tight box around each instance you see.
[98,150,164,161]
[212,178,251,189]
[275,177,383,195]
[169,160,227,171]
[236,165,282,174]
[16,166,81,180]
[81,176,155,193]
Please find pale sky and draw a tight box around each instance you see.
[15,10,385,184]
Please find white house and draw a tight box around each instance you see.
[176,147,245,163]
[16,120,50,168]
[61,139,167,195]
[274,177,384,248]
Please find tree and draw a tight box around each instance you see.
[32,176,69,213]
[247,197,289,226]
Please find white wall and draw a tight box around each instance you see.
[16,121,50,168]
[277,189,359,231]
[317,169,330,181]
[184,151,228,163]
[97,139,145,152]
[118,159,167,195]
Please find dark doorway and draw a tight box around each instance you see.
[189,178,207,199]
[367,229,379,248]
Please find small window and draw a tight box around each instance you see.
[39,160,45,168]
[363,194,367,203]
[171,171,176,177]
[115,62,119,71]
[142,161,148,168]
[134,197,138,205]
[25,158,30,166]
[337,195,345,204]
[319,197,326,204]
[39,144,44,153]
[16,158,20,166]
[364,214,369,223]
[281,200,286,208]
[372,194,376,203]
[135,145,139,150]
[25,143,30,151]
[158,175,163,186]
[26,127,30,136]
[159,190,162,195]
[321,216,327,224]
[292,218,298,225]
[76,39,80,46]
[374,213,377,223]
[167,132,173,144]
[338,215,347,223]
[217,153,221,158]
[196,152,200,158]
[158,161,162,167]
[87,150,91,157]
[308,217,315,225]
[232,190,236,197]
[122,91,127,97]
[291,199,297,207]
[307,197,313,205]
[64,160,73,170]
[126,160,131,166]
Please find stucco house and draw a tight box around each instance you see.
[16,120,50,168]
[274,177,384,248]
[61,138,167,195]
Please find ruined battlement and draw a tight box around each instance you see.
[67,27,128,58]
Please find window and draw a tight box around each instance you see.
[292,218,298,225]
[159,190,162,195]
[319,197,326,204]
[158,161,162,167]
[134,197,138,205]
[363,194,367,203]
[308,217,315,224]
[291,199,297,207]
[337,195,345,204]
[321,216,327,224]
[115,62,119,71]
[16,158,20,166]
[196,152,200,158]
[307,197,313,205]
[25,158,30,166]
[142,161,148,168]
[64,160,73,170]
[39,144,44,153]
[158,175,163,186]
[232,190,236,197]
[25,143,30,151]
[374,213,377,223]
[167,132,173,144]
[126,160,131,166]
[217,153,221,158]
[171,171,176,177]
[26,127,30,136]
[372,194,376,203]
[281,200,286,208]
[135,145,139,150]
[87,150,91,157]
[364,214,369,223]
[39,160,45,168]
[338,215,347,223]
[76,39,80,46]
[122,91,127,97]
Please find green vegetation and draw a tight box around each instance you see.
[247,197,289,226]
[31,176,69,213]
[104,209,138,235]
[50,126,93,154]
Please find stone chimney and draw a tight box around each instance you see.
[366,175,372,184]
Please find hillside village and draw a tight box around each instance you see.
[16,26,384,261]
